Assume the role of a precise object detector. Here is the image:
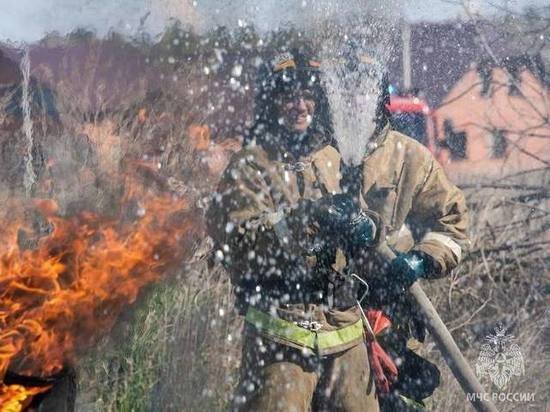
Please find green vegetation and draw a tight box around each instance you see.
[77,263,241,412]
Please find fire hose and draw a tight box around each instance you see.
[376,242,498,412]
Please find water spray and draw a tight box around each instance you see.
[321,34,387,165]
[20,45,36,197]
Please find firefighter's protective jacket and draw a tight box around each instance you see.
[362,127,469,274]
[207,125,469,354]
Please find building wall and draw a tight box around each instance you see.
[434,67,550,180]
[388,22,480,108]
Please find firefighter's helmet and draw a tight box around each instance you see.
[249,48,333,142]
[262,50,322,96]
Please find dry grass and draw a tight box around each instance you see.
[426,172,550,411]
[72,168,550,412]
[2,96,547,412]
[36,103,545,411]
[1,31,548,411]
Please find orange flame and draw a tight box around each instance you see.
[0,384,51,412]
[0,171,203,410]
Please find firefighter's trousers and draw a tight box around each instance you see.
[231,334,380,412]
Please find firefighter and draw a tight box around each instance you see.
[207,48,468,411]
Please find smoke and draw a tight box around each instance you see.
[2,0,400,167]
[2,0,547,43]
[2,0,400,168]
[0,0,198,42]
[194,0,402,32]
[1,0,402,41]
[143,0,199,32]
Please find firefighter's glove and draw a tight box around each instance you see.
[312,193,356,228]
[348,212,377,251]
[286,195,377,260]
[389,251,435,293]
[313,194,377,249]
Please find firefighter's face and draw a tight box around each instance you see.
[276,88,316,132]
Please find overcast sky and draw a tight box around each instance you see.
[0,0,546,43]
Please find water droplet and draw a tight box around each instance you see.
[232,64,243,77]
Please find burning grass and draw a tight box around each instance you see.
[77,172,550,412]
[0,192,203,408]
[0,168,203,410]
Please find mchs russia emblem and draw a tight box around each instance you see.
[475,323,525,390]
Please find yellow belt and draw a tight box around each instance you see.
[245,307,364,351]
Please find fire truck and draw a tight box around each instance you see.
[386,92,439,157]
